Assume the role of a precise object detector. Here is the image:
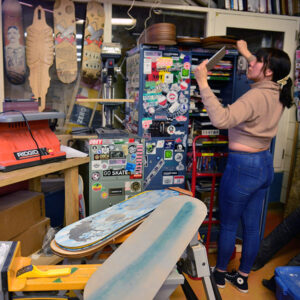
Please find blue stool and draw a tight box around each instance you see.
[275,266,300,300]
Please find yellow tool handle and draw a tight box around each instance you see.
[17,265,71,279]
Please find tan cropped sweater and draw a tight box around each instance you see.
[200,81,284,149]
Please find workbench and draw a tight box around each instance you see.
[0,157,90,225]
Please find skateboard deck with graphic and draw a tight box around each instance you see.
[26,5,54,112]
[2,0,26,84]
[81,1,105,84]
[54,189,180,251]
[53,0,77,83]
[84,194,207,300]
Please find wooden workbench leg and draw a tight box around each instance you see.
[28,177,42,192]
[64,166,79,225]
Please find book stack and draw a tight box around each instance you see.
[219,0,299,15]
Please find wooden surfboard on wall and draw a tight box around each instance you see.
[53,0,78,84]
[26,5,54,112]
[2,0,26,84]
[81,1,105,84]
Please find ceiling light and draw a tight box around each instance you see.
[111,18,136,26]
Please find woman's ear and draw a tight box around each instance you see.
[265,68,273,78]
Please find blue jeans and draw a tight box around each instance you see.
[216,150,274,274]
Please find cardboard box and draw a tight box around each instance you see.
[11,217,50,256]
[0,190,45,240]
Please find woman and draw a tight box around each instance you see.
[194,40,293,293]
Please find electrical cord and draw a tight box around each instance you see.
[0,110,44,162]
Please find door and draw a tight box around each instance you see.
[213,12,299,171]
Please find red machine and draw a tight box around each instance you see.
[0,112,66,171]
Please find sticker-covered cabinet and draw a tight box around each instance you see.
[125,44,191,190]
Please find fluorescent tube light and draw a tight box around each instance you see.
[111,18,136,26]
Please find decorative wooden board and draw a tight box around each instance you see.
[84,195,207,300]
[82,1,105,84]
[54,189,180,250]
[26,5,54,112]
[2,0,26,84]
[53,0,77,84]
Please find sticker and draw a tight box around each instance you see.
[91,172,100,181]
[167,125,176,135]
[146,142,156,154]
[176,162,185,171]
[182,68,190,78]
[109,144,115,150]
[91,145,98,152]
[163,171,178,176]
[128,145,136,154]
[164,140,175,149]
[174,175,185,184]
[130,153,137,161]
[156,140,164,148]
[179,93,188,104]
[157,95,168,108]
[126,162,136,172]
[176,116,187,122]
[94,153,109,160]
[184,62,191,70]
[122,145,128,156]
[145,81,156,88]
[157,57,173,69]
[144,158,165,188]
[109,159,126,165]
[175,143,185,152]
[92,161,102,170]
[142,118,153,129]
[180,81,188,90]
[129,172,142,180]
[168,101,180,113]
[144,58,152,74]
[164,150,173,160]
[167,91,178,103]
[101,191,108,199]
[101,145,109,154]
[163,176,173,185]
[89,139,103,145]
[131,181,142,192]
[100,161,109,170]
[175,152,183,162]
[164,72,174,84]
[147,106,155,115]
[154,114,168,120]
[124,181,131,191]
[92,183,102,191]
[170,83,181,92]
[179,103,189,114]
[110,151,124,159]
[109,188,124,196]
[103,169,128,176]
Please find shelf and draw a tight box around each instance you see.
[195,172,223,177]
[76,98,134,103]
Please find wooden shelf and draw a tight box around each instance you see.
[76,98,134,103]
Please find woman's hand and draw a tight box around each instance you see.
[237,40,253,61]
[194,59,209,89]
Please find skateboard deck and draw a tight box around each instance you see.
[26,5,54,112]
[2,0,26,84]
[84,195,207,300]
[54,189,180,251]
[81,1,105,84]
[53,0,77,83]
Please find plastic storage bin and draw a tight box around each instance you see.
[275,266,300,300]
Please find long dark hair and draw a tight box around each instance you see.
[255,48,293,108]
